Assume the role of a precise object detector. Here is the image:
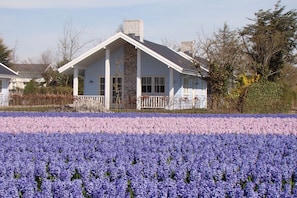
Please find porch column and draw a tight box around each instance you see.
[169,67,174,109]
[105,48,111,110]
[136,48,141,110]
[73,67,79,96]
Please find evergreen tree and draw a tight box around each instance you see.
[0,38,13,67]
[240,1,297,81]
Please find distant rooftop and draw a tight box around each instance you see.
[11,64,50,79]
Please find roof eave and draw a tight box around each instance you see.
[0,63,19,76]
[58,32,187,75]
[58,32,127,73]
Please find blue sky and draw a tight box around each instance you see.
[0,0,296,62]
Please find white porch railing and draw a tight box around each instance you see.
[75,95,105,105]
[140,95,207,109]
[140,96,168,109]
[74,95,207,109]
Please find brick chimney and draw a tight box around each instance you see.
[123,20,144,42]
[180,41,194,55]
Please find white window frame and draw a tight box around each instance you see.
[141,77,152,93]
[141,76,165,94]
[154,76,165,93]
[98,76,105,96]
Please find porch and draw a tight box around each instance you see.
[74,95,207,110]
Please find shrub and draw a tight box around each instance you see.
[242,81,291,113]
[39,86,72,95]
[23,80,39,95]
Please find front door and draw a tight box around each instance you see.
[112,77,122,108]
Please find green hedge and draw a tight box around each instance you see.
[243,81,291,113]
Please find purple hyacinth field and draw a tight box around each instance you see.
[0,112,297,197]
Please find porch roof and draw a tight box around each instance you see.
[58,32,208,76]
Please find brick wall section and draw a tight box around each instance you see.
[123,43,137,109]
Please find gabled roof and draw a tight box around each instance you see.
[58,32,208,76]
[11,64,51,79]
[0,63,18,78]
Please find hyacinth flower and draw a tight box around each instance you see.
[0,113,296,196]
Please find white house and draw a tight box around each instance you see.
[9,63,52,92]
[59,20,208,110]
[0,63,18,106]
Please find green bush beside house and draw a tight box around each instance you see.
[242,81,292,113]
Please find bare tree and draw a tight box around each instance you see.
[161,38,180,51]
[197,23,246,109]
[11,40,19,64]
[57,19,97,64]
[38,48,54,65]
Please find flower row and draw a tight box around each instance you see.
[0,133,296,197]
[0,114,296,135]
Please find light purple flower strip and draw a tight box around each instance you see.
[1,116,296,134]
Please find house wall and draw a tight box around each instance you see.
[141,51,170,96]
[83,43,207,109]
[84,58,105,94]
[84,47,125,95]
[174,74,207,109]
[0,78,10,106]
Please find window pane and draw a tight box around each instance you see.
[142,77,152,93]
[160,77,164,84]
[142,86,147,93]
[142,77,145,84]
[160,86,165,93]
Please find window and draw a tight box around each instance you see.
[141,77,152,93]
[141,76,165,94]
[155,77,165,93]
[99,77,105,95]
[0,80,2,93]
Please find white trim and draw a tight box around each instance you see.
[136,48,142,110]
[0,63,19,77]
[58,32,204,76]
[178,51,209,73]
[73,67,78,96]
[105,48,111,110]
[98,76,105,95]
[169,67,174,98]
